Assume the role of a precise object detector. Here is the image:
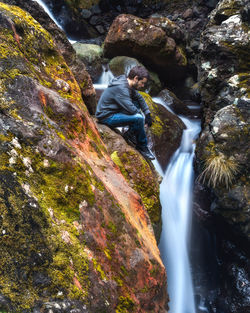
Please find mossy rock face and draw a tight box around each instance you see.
[0,0,97,115]
[0,3,167,312]
[104,14,187,82]
[139,92,186,171]
[198,0,250,119]
[96,123,162,242]
[108,56,162,96]
[196,0,250,242]
[73,43,103,82]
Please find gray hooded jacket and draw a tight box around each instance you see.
[95,75,150,121]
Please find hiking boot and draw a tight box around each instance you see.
[136,146,155,160]
[123,130,137,146]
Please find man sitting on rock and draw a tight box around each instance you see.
[95,66,155,160]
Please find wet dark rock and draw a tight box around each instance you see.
[194,1,250,311]
[103,14,188,82]
[157,89,194,117]
[140,93,186,171]
[196,0,250,239]
[81,9,92,19]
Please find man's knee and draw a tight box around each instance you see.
[134,113,145,125]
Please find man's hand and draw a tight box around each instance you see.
[145,113,153,127]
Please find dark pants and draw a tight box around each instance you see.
[100,113,147,147]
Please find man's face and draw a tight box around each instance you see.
[132,76,147,90]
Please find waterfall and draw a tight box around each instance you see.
[32,0,63,30]
[32,0,77,44]
[154,98,201,313]
[93,71,202,312]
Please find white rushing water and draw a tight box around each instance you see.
[26,1,204,309]
[93,77,201,313]
[32,0,77,44]
[154,98,201,313]
[33,0,63,30]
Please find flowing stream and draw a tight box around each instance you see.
[94,69,202,312]
[154,97,201,313]
[27,3,206,308]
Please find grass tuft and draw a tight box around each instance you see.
[198,153,239,189]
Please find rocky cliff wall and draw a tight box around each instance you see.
[194,0,250,311]
[196,0,250,244]
[0,3,167,312]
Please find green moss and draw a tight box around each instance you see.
[139,91,164,137]
[92,258,107,280]
[115,296,135,313]
[0,143,94,310]
[107,221,118,234]
[104,248,112,260]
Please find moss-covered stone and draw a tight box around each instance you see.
[0,3,167,312]
[139,91,185,170]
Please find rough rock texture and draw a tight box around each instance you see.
[196,0,250,241]
[157,89,194,116]
[103,14,187,82]
[39,0,167,39]
[108,56,162,96]
[1,0,97,115]
[43,0,99,39]
[194,0,250,311]
[73,43,103,83]
[96,123,163,242]
[0,3,168,312]
[140,92,186,171]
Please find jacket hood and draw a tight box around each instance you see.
[108,75,128,87]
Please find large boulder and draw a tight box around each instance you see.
[0,3,168,312]
[73,43,103,83]
[140,92,186,171]
[157,89,194,117]
[1,0,97,115]
[103,14,187,82]
[96,124,163,241]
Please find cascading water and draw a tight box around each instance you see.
[32,0,63,30]
[33,0,77,43]
[93,70,202,312]
[94,65,114,90]
[19,1,215,310]
[154,97,201,313]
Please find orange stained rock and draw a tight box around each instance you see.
[70,132,163,267]
[38,90,47,107]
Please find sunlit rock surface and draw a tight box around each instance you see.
[103,14,187,81]
[1,0,97,115]
[96,123,163,242]
[0,3,167,312]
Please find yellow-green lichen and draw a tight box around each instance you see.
[115,296,135,313]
